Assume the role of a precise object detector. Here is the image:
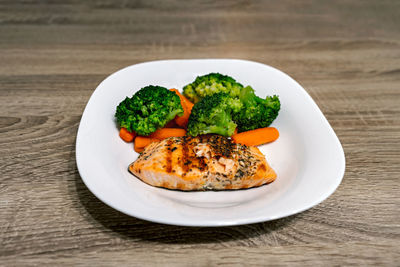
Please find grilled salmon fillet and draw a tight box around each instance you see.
[129,135,276,190]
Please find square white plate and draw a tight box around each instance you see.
[76,59,345,226]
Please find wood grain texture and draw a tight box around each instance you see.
[1,0,399,265]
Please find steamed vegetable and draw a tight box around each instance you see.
[170,89,194,127]
[187,93,242,137]
[115,86,184,136]
[134,136,160,153]
[149,128,187,139]
[231,127,279,146]
[119,128,136,142]
[183,73,244,103]
[233,86,280,132]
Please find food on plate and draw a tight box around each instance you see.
[164,120,180,128]
[232,127,279,147]
[169,89,194,127]
[114,73,281,190]
[119,127,136,142]
[233,86,281,132]
[129,135,277,190]
[149,128,187,140]
[182,73,280,135]
[134,129,187,153]
[115,85,184,136]
[134,136,161,153]
[187,93,242,137]
[183,73,244,103]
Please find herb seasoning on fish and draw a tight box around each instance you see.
[129,135,277,191]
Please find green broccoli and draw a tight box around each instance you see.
[115,85,183,136]
[183,73,244,103]
[233,86,280,132]
[187,93,242,137]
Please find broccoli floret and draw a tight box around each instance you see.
[183,73,244,103]
[187,93,242,136]
[233,86,280,132]
[115,85,183,136]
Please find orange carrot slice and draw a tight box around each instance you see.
[149,128,186,140]
[170,88,194,127]
[231,127,279,146]
[119,128,136,142]
[170,88,194,110]
[134,136,160,153]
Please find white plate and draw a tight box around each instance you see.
[76,59,345,226]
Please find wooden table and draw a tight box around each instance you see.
[1,1,399,265]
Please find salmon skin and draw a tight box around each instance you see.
[129,135,276,191]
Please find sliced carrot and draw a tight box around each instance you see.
[181,95,194,111]
[231,127,279,146]
[135,136,160,148]
[170,89,194,109]
[149,128,186,140]
[119,128,136,142]
[134,136,160,153]
[174,108,191,128]
[170,88,194,127]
